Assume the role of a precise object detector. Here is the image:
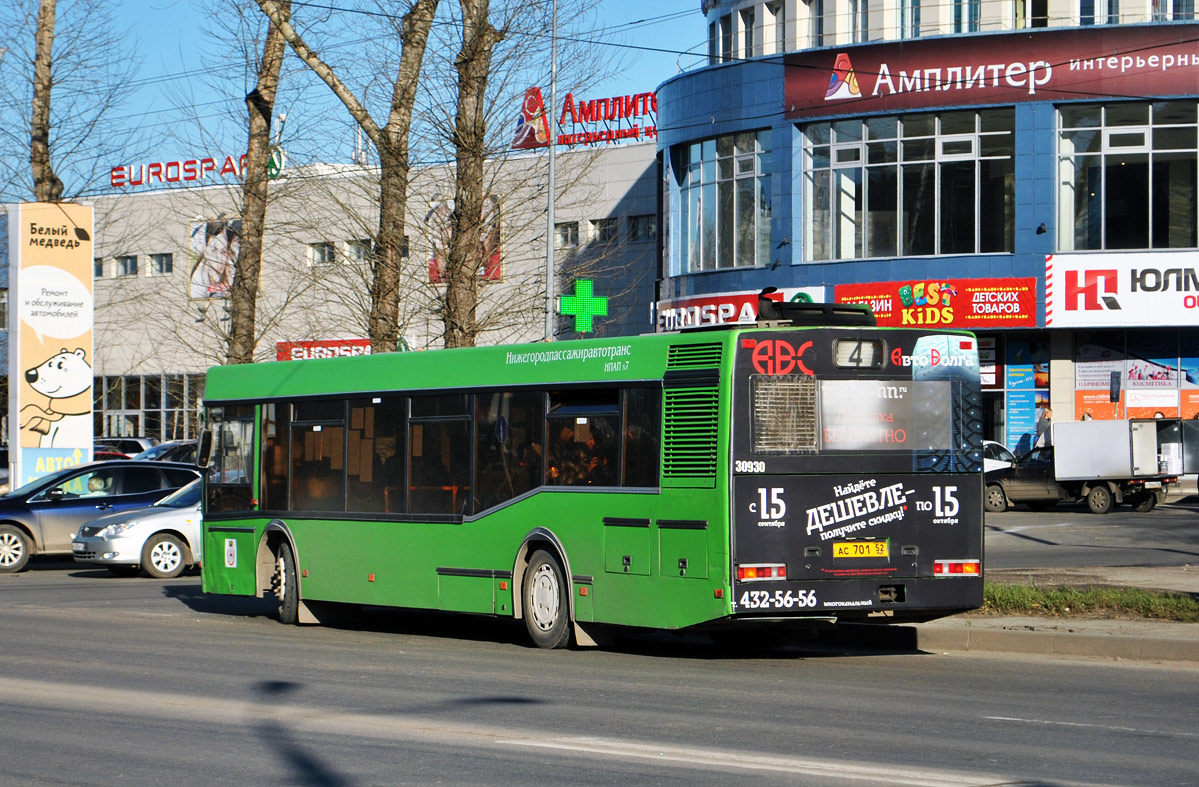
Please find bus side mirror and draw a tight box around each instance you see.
[198,431,213,469]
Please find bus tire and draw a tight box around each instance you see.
[523,549,571,649]
[274,541,300,625]
[142,533,187,579]
[0,524,32,573]
[984,484,1007,513]
[1086,484,1113,515]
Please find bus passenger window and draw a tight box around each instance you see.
[289,421,346,512]
[623,388,661,487]
[474,391,542,511]
[409,414,470,515]
[346,397,405,513]
[547,416,618,486]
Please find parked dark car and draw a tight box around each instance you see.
[984,446,1060,512]
[130,440,198,464]
[0,461,201,573]
[96,437,158,455]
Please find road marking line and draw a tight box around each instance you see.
[986,716,1199,739]
[502,736,1002,786]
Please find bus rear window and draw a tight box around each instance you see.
[819,380,951,451]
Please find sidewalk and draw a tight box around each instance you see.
[910,565,1199,663]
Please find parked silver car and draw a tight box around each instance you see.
[71,478,202,578]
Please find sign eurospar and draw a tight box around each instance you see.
[276,338,371,362]
[834,277,1037,328]
[784,24,1199,119]
[655,287,826,331]
[1046,251,1199,327]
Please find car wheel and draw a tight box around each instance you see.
[1132,493,1157,513]
[142,533,187,579]
[523,549,571,649]
[273,541,299,625]
[0,525,32,573]
[1086,484,1113,515]
[984,484,1008,513]
[106,565,141,577]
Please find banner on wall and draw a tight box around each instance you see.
[834,277,1036,329]
[7,202,95,486]
[1046,251,1199,327]
[784,24,1199,120]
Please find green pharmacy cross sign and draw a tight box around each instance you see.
[558,279,608,333]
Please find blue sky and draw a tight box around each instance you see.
[109,0,708,166]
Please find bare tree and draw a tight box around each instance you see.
[30,0,63,201]
[227,0,291,365]
[256,0,439,353]
[0,0,142,202]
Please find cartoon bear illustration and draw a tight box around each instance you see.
[20,347,93,449]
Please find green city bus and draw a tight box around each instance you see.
[200,302,983,648]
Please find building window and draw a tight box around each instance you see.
[308,242,336,266]
[591,218,618,244]
[96,372,205,442]
[1080,0,1094,23]
[901,0,921,36]
[803,110,1014,261]
[555,222,579,249]
[1058,101,1198,252]
[1105,0,1120,22]
[629,214,657,243]
[740,6,755,57]
[809,0,824,47]
[677,129,772,272]
[149,253,173,276]
[720,13,733,62]
[850,0,869,42]
[94,257,104,278]
[115,255,138,277]
[345,239,372,264]
[954,0,981,30]
[765,2,785,54]
[0,289,7,327]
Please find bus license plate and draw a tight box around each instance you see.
[832,541,888,558]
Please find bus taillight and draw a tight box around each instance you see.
[934,559,980,576]
[737,563,787,582]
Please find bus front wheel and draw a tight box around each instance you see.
[273,542,299,624]
[523,549,571,649]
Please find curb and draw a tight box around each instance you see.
[825,620,1199,662]
[912,624,1199,662]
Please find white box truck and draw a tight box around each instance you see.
[984,419,1181,514]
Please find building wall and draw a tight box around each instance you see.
[13,143,659,442]
[658,15,1199,449]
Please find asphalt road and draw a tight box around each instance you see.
[983,497,1199,569]
[3,526,1198,787]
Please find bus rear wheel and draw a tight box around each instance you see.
[273,542,300,625]
[523,549,571,649]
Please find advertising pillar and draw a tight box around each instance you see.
[7,202,95,487]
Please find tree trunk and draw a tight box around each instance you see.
[31,0,64,202]
[444,0,499,348]
[227,1,290,365]
[256,0,438,353]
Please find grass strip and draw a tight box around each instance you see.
[982,583,1199,622]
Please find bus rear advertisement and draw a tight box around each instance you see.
[200,307,982,649]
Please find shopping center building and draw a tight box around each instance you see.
[40,141,659,443]
[656,3,1199,451]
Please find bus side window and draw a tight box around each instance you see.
[474,391,542,511]
[623,388,661,487]
[410,398,471,515]
[346,397,405,514]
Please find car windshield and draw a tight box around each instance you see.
[154,478,201,508]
